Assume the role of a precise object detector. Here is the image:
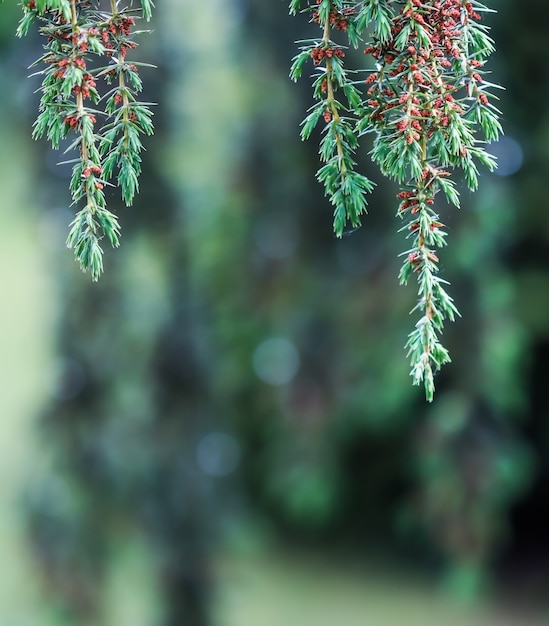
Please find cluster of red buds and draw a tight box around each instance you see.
[312,0,355,30]
[82,165,102,178]
[311,45,345,66]
[101,16,137,58]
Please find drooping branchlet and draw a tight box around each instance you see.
[290,0,502,400]
[17,0,154,281]
[290,0,375,237]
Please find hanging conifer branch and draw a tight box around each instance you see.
[98,2,154,207]
[290,0,502,400]
[16,0,154,280]
[290,0,375,236]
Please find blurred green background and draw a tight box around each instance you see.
[1,1,549,625]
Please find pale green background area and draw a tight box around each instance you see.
[0,126,546,626]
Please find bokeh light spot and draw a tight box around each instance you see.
[196,432,241,477]
[488,136,524,177]
[253,337,300,386]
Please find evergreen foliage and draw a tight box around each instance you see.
[16,0,154,280]
[4,0,501,398]
[290,0,502,400]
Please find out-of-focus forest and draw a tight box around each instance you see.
[0,1,548,625]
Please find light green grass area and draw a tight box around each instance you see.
[215,549,548,626]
